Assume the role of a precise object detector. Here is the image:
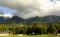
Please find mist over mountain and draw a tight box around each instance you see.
[0,15,60,25]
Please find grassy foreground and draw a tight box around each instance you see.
[0,34,56,37]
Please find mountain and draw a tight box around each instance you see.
[0,16,5,23]
[4,16,24,24]
[26,15,60,24]
[0,15,60,25]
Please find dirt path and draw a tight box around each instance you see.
[0,34,10,36]
[57,34,60,37]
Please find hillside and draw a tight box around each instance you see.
[0,15,60,24]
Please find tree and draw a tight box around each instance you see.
[47,25,57,34]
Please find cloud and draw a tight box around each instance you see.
[3,14,13,18]
[0,10,4,15]
[0,0,60,19]
[0,14,13,18]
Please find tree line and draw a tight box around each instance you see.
[0,22,60,35]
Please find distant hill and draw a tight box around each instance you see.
[26,15,60,24]
[4,16,24,24]
[0,15,60,24]
[0,16,5,23]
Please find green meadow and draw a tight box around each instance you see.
[0,34,56,37]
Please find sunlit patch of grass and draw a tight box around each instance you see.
[0,34,56,37]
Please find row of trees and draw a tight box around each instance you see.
[0,22,60,35]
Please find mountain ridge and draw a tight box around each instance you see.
[0,15,60,24]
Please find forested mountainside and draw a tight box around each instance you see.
[0,15,60,25]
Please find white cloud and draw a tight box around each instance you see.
[3,14,13,18]
[0,14,13,18]
[0,0,60,19]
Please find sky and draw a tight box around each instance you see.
[0,7,16,14]
[0,0,60,19]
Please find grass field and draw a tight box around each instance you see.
[0,34,56,37]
